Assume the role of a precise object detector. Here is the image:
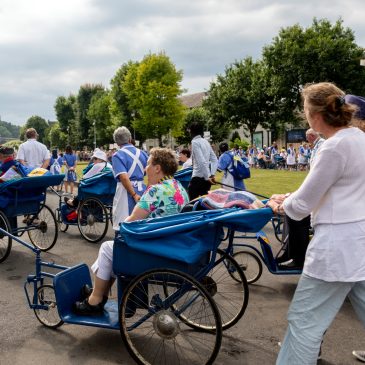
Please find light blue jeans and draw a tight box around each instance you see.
[277,274,365,365]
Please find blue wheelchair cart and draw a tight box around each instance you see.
[0,174,65,262]
[0,207,272,364]
[173,169,302,285]
[55,170,117,243]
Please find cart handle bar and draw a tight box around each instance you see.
[217,182,269,199]
[0,227,39,254]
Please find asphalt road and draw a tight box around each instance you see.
[0,191,364,365]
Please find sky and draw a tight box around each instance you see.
[0,0,364,126]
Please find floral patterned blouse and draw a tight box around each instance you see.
[137,178,189,218]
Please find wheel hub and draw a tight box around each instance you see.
[201,276,217,297]
[87,215,95,226]
[153,310,180,339]
[39,221,47,233]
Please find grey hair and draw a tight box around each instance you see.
[113,127,131,146]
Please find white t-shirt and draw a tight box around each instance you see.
[16,139,50,168]
[182,158,192,169]
[283,127,365,281]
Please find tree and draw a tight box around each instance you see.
[54,95,76,133]
[110,61,138,129]
[22,115,50,144]
[204,57,274,143]
[76,84,105,147]
[123,52,185,145]
[263,18,365,123]
[87,90,113,147]
[47,122,68,149]
[176,107,229,146]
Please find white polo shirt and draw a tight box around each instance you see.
[16,139,50,168]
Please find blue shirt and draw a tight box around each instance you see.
[218,151,245,191]
[64,153,76,167]
[112,144,148,181]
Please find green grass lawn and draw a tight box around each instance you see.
[73,162,308,198]
[244,168,308,197]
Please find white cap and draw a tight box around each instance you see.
[91,148,107,162]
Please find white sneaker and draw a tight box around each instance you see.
[353,351,365,362]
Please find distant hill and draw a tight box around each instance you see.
[0,120,21,141]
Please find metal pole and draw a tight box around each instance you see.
[93,121,96,149]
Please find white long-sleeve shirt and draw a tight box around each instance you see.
[284,127,365,281]
[191,135,218,179]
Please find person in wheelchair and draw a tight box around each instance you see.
[64,148,112,209]
[73,148,189,315]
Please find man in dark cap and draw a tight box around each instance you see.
[0,146,16,176]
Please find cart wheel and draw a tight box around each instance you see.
[0,211,12,263]
[34,284,63,328]
[27,205,58,251]
[56,209,69,232]
[166,249,249,331]
[232,250,263,284]
[120,269,222,365]
[77,198,108,243]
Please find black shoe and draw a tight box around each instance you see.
[73,298,105,316]
[278,259,302,270]
[80,284,93,300]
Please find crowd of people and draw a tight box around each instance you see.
[2,83,365,364]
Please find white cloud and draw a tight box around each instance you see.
[0,0,364,125]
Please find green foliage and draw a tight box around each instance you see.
[263,18,365,123]
[54,95,76,133]
[230,131,240,142]
[204,57,274,142]
[77,84,105,147]
[47,122,68,149]
[0,120,21,139]
[22,115,50,144]
[87,90,113,147]
[123,52,185,145]
[110,61,138,130]
[3,139,22,150]
[229,138,249,150]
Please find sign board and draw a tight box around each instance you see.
[135,140,140,147]
[203,131,211,141]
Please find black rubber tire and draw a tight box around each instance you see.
[0,211,12,263]
[232,250,263,284]
[33,284,63,328]
[77,198,108,243]
[119,268,222,365]
[273,216,284,243]
[27,205,58,251]
[56,209,69,232]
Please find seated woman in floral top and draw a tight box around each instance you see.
[74,147,189,316]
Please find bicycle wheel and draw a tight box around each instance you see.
[77,198,108,243]
[27,205,58,251]
[164,249,249,331]
[0,211,12,263]
[56,209,69,232]
[33,284,63,328]
[232,250,263,284]
[120,268,222,365]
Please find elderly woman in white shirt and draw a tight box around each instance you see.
[267,82,365,365]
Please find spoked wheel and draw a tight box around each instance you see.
[120,269,222,365]
[56,209,68,232]
[27,205,58,251]
[33,284,63,328]
[77,198,108,243]
[0,212,12,263]
[232,250,263,284]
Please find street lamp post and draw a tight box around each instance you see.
[93,121,96,150]
[361,50,365,67]
[67,126,70,144]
